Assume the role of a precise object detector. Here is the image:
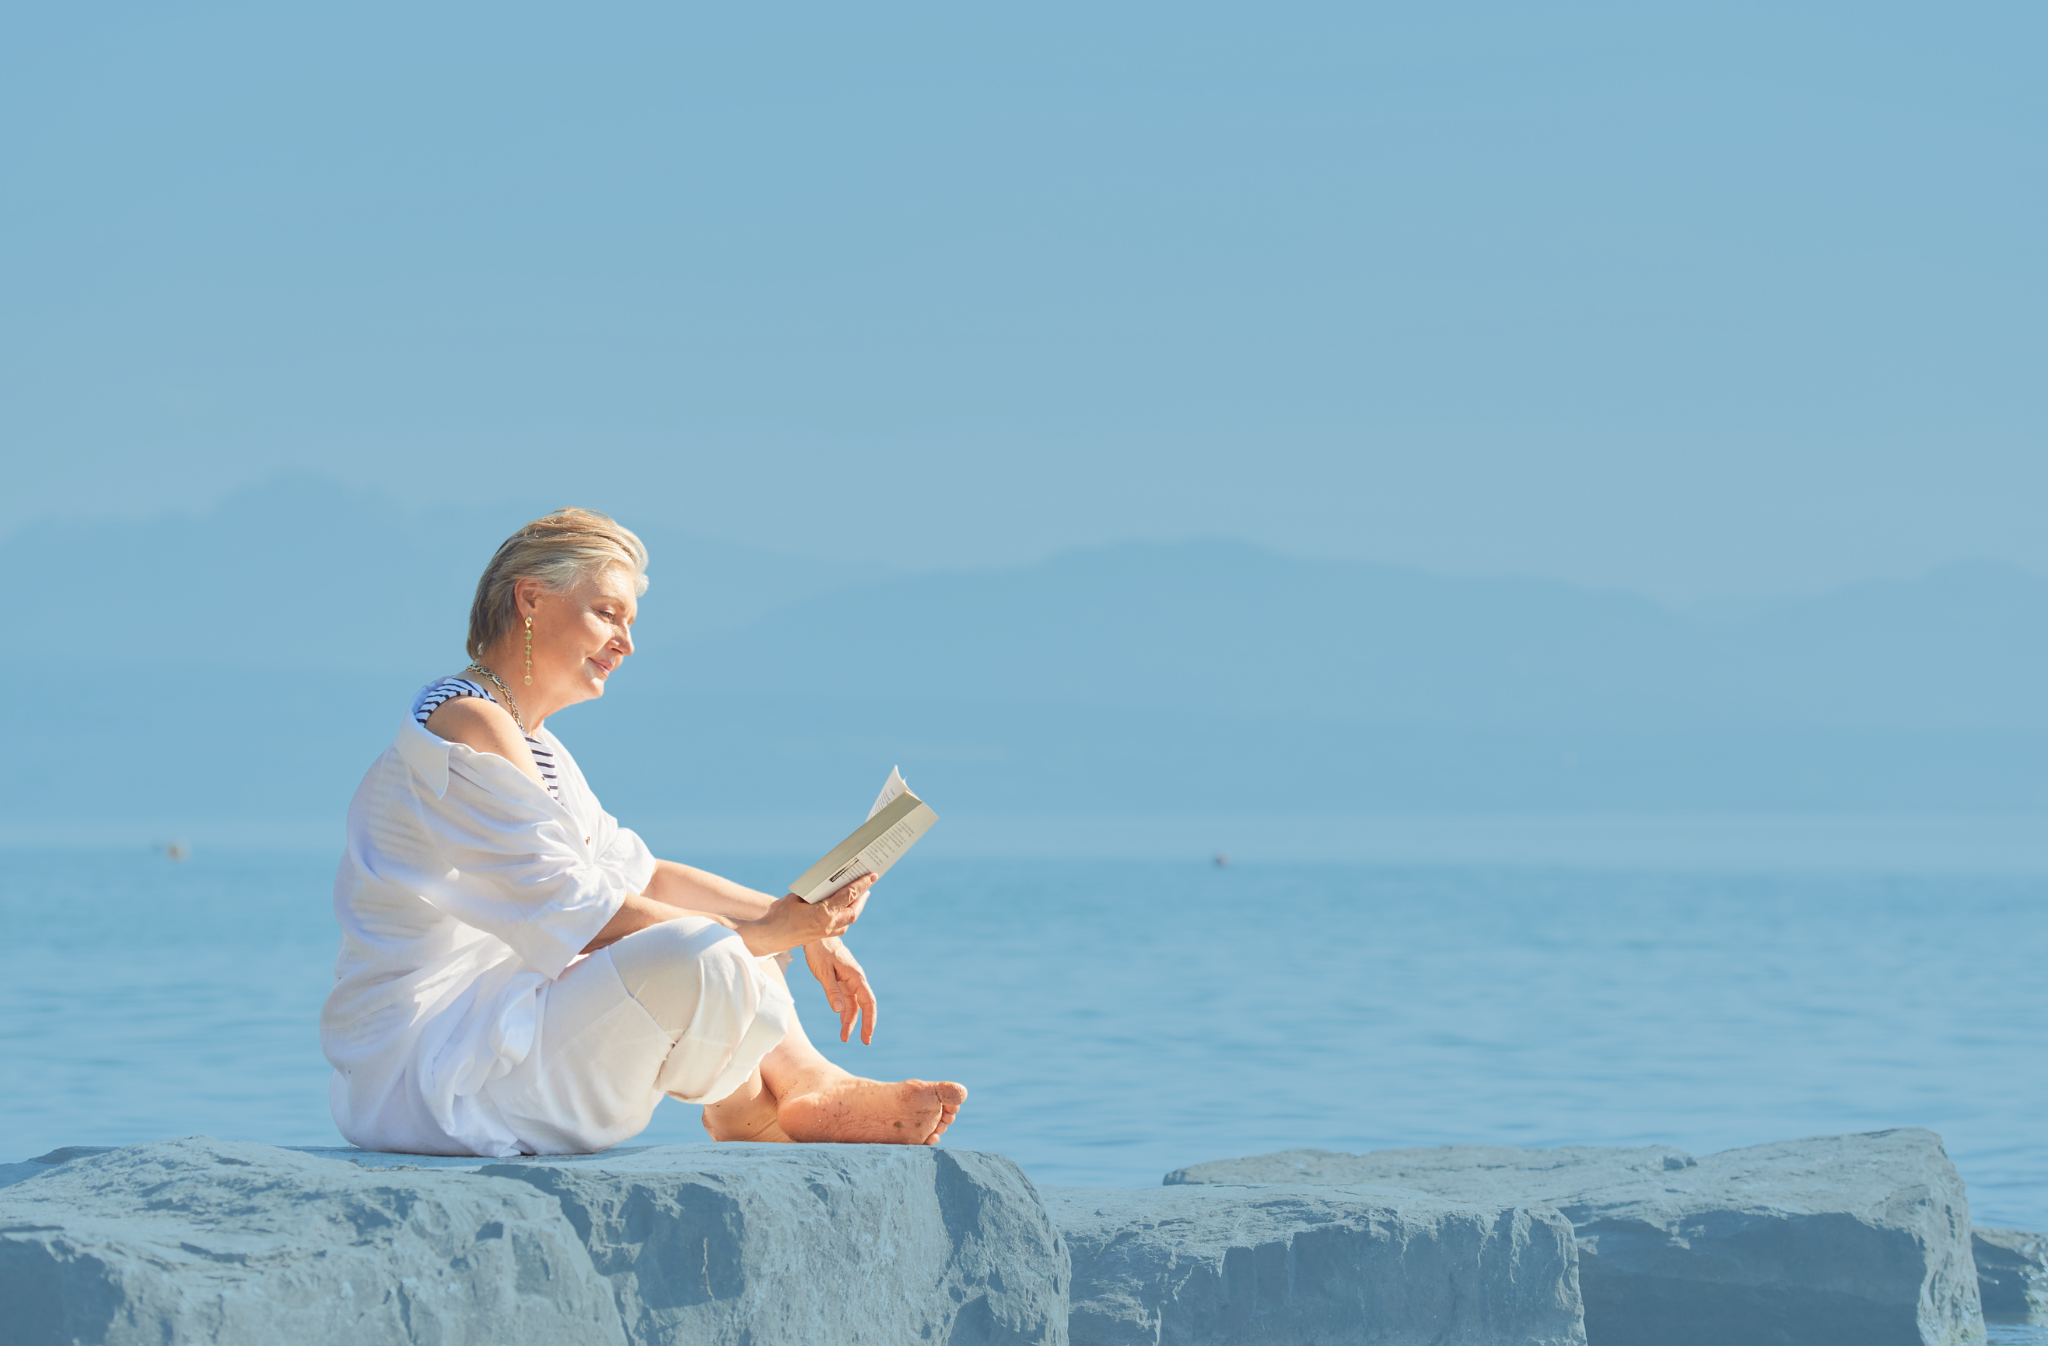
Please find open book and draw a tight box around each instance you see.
[788,767,939,903]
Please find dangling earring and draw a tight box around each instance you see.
[523,615,534,686]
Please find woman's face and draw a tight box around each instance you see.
[522,565,638,706]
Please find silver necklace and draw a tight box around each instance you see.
[465,661,526,735]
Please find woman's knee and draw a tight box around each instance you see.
[607,918,750,1030]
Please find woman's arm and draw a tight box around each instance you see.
[580,872,872,958]
[641,860,778,922]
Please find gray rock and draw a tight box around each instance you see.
[486,1142,1070,1346]
[0,1161,50,1190]
[1167,1129,1982,1346]
[0,1138,1071,1346]
[0,1145,384,1193]
[1165,1143,1701,1196]
[284,1146,503,1171]
[1973,1228,2047,1324]
[31,1146,120,1164]
[0,1146,120,1191]
[0,1136,627,1346]
[1041,1184,1585,1346]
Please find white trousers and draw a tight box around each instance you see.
[480,917,794,1154]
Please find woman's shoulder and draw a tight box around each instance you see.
[416,679,539,777]
[410,675,492,725]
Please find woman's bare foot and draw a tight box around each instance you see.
[699,961,966,1146]
[699,1066,794,1143]
[776,1077,968,1146]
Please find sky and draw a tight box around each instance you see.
[2,2,2041,601]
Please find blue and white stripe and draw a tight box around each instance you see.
[411,676,561,802]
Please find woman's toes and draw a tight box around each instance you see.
[920,1087,964,1144]
[778,1076,968,1144]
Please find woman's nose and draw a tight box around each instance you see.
[616,630,634,657]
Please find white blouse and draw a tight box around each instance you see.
[320,710,655,1156]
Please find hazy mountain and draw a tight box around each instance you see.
[663,541,2048,731]
[0,472,885,673]
[5,474,2044,835]
[13,473,2043,730]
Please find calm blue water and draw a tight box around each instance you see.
[3,846,2043,1233]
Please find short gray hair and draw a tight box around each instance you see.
[466,508,649,659]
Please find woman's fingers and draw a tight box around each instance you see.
[836,964,876,1044]
[838,969,859,1041]
[820,886,868,938]
[822,875,876,910]
[855,976,878,1045]
[823,945,877,1045]
[768,893,849,955]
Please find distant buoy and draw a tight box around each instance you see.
[1213,852,1230,868]
[164,841,189,862]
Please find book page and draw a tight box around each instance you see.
[868,766,910,820]
[788,768,937,902]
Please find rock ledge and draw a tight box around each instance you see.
[0,1136,1068,1346]
[1167,1129,1983,1346]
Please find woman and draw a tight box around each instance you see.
[320,508,967,1157]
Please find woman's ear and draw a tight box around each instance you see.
[512,576,546,620]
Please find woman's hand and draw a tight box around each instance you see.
[805,936,878,1044]
[735,875,872,958]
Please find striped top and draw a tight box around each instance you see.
[411,677,561,802]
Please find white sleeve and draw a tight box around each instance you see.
[397,746,639,979]
[595,820,657,897]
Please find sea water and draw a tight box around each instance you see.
[3,846,2044,1239]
